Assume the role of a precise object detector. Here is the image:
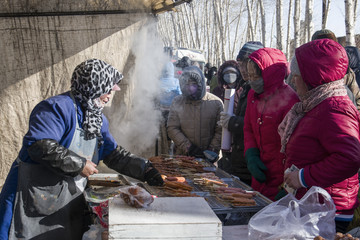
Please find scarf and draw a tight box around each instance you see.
[70,59,123,144]
[278,79,347,153]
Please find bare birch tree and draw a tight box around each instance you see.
[286,0,293,59]
[354,0,358,29]
[322,0,331,29]
[259,0,266,46]
[246,0,255,41]
[157,0,333,69]
[294,0,301,49]
[276,0,283,51]
[305,0,314,42]
[230,2,243,58]
[270,9,276,47]
[345,0,356,46]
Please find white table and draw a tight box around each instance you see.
[108,197,222,240]
[222,225,249,240]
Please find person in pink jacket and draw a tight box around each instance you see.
[280,39,360,233]
[243,48,299,201]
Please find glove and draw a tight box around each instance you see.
[203,150,219,163]
[245,148,267,183]
[217,156,232,173]
[275,188,288,200]
[217,111,232,129]
[188,144,205,158]
[144,167,164,186]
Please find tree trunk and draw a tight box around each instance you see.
[276,0,283,51]
[322,0,331,29]
[170,13,179,47]
[246,0,254,41]
[231,1,243,58]
[270,9,276,47]
[190,2,201,49]
[259,0,266,46]
[294,0,301,49]
[345,0,355,46]
[286,0,293,59]
[212,0,222,65]
[305,0,314,42]
[204,0,211,64]
[182,4,196,48]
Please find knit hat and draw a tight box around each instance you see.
[236,41,264,61]
[311,29,337,42]
[176,56,191,68]
[290,55,300,76]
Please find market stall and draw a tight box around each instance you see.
[84,155,272,239]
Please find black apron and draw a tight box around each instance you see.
[9,94,98,240]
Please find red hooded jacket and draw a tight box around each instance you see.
[244,48,299,200]
[285,39,360,218]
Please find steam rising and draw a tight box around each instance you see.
[108,21,169,156]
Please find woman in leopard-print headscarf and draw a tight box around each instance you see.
[70,58,123,144]
[0,59,164,240]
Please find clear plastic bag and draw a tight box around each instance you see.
[118,185,154,208]
[82,224,105,240]
[84,186,121,203]
[248,186,336,240]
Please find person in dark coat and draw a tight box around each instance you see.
[212,60,242,102]
[208,66,219,92]
[174,56,192,79]
[345,46,360,87]
[216,42,263,185]
[204,62,212,85]
[0,59,164,240]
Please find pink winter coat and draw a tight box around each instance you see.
[244,48,300,200]
[285,39,360,217]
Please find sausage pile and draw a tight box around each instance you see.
[146,155,258,207]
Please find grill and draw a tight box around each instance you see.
[138,165,272,225]
[88,159,273,225]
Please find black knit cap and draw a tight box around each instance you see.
[176,56,191,68]
[236,41,264,61]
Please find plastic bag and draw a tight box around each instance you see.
[84,186,122,203]
[248,186,336,240]
[92,201,109,228]
[82,224,105,240]
[118,185,154,208]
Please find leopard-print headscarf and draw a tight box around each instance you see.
[71,59,123,144]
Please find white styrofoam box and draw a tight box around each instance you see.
[108,197,222,240]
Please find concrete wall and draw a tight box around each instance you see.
[0,12,154,189]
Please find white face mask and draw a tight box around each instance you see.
[223,73,238,84]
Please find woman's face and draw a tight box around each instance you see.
[291,74,308,97]
[95,90,115,108]
[99,92,113,105]
[247,61,261,82]
[238,59,250,81]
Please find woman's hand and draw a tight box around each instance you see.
[284,170,302,190]
[80,160,98,177]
